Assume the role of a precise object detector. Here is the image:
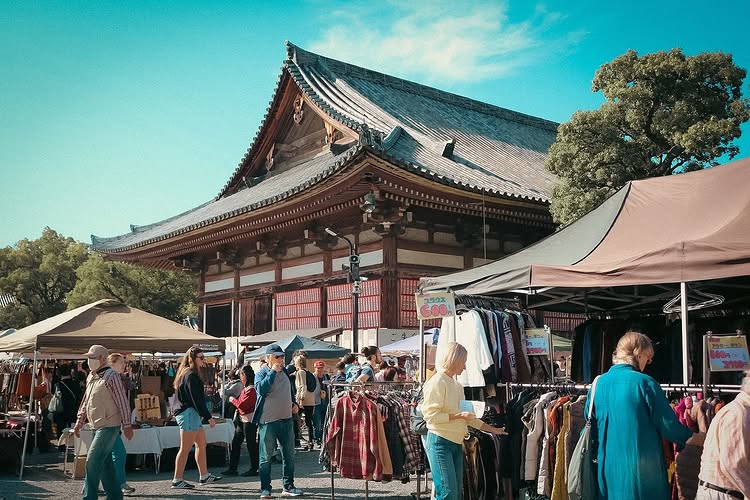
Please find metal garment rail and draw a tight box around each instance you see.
[324,381,423,500]
[504,381,742,400]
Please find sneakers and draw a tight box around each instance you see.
[282,487,304,496]
[222,468,239,476]
[260,490,273,499]
[121,483,136,495]
[199,473,223,484]
[171,480,195,489]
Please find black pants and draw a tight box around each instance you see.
[302,406,315,445]
[229,420,259,472]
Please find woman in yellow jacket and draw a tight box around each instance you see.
[422,342,506,500]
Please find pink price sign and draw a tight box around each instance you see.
[525,328,550,356]
[414,292,456,320]
[707,335,750,372]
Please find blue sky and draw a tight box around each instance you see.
[2,0,749,247]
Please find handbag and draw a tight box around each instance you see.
[568,375,601,500]
[410,388,428,436]
[48,386,64,414]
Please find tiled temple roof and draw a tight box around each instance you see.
[93,42,558,252]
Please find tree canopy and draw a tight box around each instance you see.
[546,48,750,225]
[67,254,198,323]
[0,228,88,329]
[0,229,198,329]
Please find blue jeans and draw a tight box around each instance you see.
[425,432,463,500]
[83,426,123,500]
[112,434,126,487]
[258,418,296,492]
[313,404,325,441]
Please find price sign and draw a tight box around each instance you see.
[415,292,456,320]
[707,335,750,372]
[525,328,550,356]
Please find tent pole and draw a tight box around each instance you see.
[419,320,425,383]
[20,349,38,479]
[681,282,689,385]
[222,355,226,418]
[231,299,235,358]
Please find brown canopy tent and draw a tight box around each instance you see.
[421,157,750,294]
[0,299,224,354]
[0,299,225,478]
[421,157,750,384]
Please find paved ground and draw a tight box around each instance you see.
[2,445,429,500]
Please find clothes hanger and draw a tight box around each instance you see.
[662,285,724,313]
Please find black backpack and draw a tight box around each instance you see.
[305,370,317,392]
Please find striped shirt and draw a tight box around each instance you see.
[698,391,750,496]
[75,367,131,428]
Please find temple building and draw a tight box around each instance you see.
[92,42,560,349]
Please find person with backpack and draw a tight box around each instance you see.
[171,346,221,489]
[354,346,382,383]
[294,355,318,451]
[223,364,259,477]
[254,344,303,498]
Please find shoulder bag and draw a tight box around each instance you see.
[568,375,600,500]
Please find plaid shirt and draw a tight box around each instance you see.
[699,391,750,496]
[326,391,381,480]
[382,394,419,472]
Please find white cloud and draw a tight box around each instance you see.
[309,1,583,84]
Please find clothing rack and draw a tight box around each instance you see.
[455,294,522,310]
[505,381,742,401]
[324,380,423,500]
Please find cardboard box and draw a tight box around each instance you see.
[74,456,87,479]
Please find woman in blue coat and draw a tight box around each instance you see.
[585,331,692,500]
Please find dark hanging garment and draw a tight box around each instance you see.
[508,314,531,383]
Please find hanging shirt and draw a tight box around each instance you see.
[499,313,517,382]
[438,311,493,387]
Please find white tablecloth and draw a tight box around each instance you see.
[75,427,162,456]
[157,421,234,450]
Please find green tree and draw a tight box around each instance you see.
[67,254,198,322]
[546,48,750,224]
[0,228,89,329]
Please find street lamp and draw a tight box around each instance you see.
[325,227,360,353]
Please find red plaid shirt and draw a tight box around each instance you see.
[326,391,381,480]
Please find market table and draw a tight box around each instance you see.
[76,426,163,473]
[71,421,233,475]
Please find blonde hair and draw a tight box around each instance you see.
[439,342,468,373]
[107,353,125,366]
[174,346,204,390]
[294,355,307,370]
[612,331,654,368]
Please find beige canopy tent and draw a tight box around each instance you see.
[0,299,225,478]
[421,158,750,385]
[0,299,224,354]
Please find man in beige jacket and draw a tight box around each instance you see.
[74,345,133,500]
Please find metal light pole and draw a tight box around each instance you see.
[325,228,360,353]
